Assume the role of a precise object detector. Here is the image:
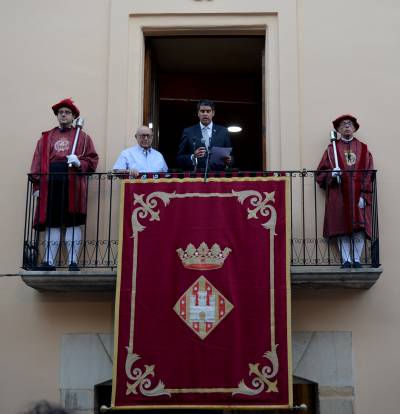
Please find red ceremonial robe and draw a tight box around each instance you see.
[30,127,99,229]
[316,137,374,238]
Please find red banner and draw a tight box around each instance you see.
[111,177,292,410]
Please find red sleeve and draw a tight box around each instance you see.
[316,148,333,189]
[30,137,43,176]
[30,136,45,191]
[361,147,375,202]
[74,132,99,173]
[366,149,374,170]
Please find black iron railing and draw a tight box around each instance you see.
[22,170,379,270]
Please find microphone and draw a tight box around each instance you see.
[330,130,337,142]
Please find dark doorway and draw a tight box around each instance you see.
[144,36,265,171]
[94,377,318,413]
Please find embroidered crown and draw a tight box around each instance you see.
[176,242,231,271]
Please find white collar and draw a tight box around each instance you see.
[200,122,213,130]
[135,145,152,153]
[340,136,354,143]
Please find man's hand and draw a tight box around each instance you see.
[358,197,366,209]
[194,147,207,158]
[332,167,341,178]
[67,154,81,168]
[128,168,139,178]
[224,155,232,166]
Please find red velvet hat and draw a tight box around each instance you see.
[52,98,80,118]
[332,114,359,131]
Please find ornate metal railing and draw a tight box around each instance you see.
[22,170,379,270]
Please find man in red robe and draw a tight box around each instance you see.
[30,98,98,270]
[316,114,374,268]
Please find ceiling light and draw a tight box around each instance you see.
[227,126,242,133]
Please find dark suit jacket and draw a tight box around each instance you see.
[177,123,232,171]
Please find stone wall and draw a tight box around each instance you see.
[60,331,353,414]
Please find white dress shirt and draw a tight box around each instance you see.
[113,145,168,173]
[200,122,213,137]
[200,122,213,148]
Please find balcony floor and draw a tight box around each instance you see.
[19,266,383,291]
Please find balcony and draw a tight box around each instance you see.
[19,171,382,291]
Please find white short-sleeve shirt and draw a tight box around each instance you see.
[113,145,168,173]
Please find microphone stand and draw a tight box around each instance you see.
[203,145,211,183]
[200,136,211,183]
[192,138,198,173]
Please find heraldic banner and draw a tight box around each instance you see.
[111,177,292,410]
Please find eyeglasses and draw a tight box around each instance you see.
[339,121,354,127]
[136,134,153,139]
[58,110,73,115]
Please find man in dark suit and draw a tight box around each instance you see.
[177,99,232,171]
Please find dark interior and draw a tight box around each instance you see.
[145,36,265,171]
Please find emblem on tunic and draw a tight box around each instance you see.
[54,139,70,153]
[344,150,357,166]
[176,242,231,271]
[173,275,233,340]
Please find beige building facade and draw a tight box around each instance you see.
[0,0,399,413]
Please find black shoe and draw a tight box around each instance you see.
[352,262,362,268]
[341,261,351,269]
[35,262,56,271]
[68,262,80,271]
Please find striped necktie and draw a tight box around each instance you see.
[202,127,210,148]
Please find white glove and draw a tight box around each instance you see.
[332,167,341,178]
[67,154,81,168]
[358,196,366,209]
[33,190,39,198]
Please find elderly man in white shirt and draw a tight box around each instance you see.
[113,126,168,177]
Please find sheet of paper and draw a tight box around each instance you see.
[210,146,232,168]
